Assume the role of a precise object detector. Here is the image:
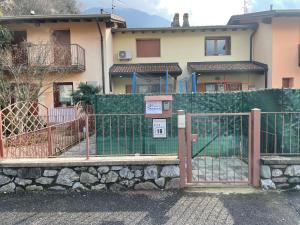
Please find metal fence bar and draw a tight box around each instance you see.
[261,112,300,155]
[187,112,251,184]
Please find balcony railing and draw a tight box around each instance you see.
[7,43,86,72]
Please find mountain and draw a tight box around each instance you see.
[84,7,170,28]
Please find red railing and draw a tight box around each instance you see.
[2,116,86,159]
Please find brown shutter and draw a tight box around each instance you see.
[136,39,160,57]
[53,30,71,66]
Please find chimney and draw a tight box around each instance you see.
[182,13,190,27]
[171,13,180,27]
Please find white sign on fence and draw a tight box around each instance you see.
[145,101,162,115]
[153,119,167,138]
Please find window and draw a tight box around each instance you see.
[53,82,73,107]
[205,37,231,56]
[136,39,160,57]
[282,78,294,88]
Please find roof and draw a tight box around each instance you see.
[228,9,300,25]
[112,24,257,33]
[0,14,126,27]
[110,63,182,76]
[187,61,268,73]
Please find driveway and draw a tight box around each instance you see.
[0,190,299,225]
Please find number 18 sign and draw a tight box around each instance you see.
[152,119,167,138]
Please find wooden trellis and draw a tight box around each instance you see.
[1,101,48,138]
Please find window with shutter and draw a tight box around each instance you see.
[136,39,161,57]
[282,78,294,88]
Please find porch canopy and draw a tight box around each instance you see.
[187,61,267,74]
[109,63,182,77]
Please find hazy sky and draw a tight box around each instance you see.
[78,0,300,25]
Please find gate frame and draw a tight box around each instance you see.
[178,109,261,187]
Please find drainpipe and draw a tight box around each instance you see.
[96,19,106,94]
[249,26,257,61]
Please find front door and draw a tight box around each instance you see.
[52,30,71,66]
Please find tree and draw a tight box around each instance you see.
[0,41,72,109]
[72,83,102,105]
[1,0,80,16]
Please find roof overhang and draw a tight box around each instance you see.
[110,63,182,77]
[228,10,300,25]
[112,24,257,34]
[187,61,268,74]
[0,14,126,27]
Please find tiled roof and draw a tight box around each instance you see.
[110,63,182,76]
[187,61,267,73]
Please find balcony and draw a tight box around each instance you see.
[4,43,86,73]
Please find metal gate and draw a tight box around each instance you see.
[185,113,251,184]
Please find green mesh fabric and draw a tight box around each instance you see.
[93,89,300,155]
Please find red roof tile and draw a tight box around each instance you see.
[188,61,267,73]
[110,63,182,76]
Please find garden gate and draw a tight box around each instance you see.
[178,110,261,187]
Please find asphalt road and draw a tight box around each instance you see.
[0,190,299,225]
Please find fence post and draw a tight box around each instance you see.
[85,115,90,160]
[47,126,53,156]
[177,110,186,188]
[250,108,261,187]
[0,111,3,159]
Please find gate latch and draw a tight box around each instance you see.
[192,134,198,143]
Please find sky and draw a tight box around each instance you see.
[78,0,300,25]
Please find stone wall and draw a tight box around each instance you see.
[0,165,180,193]
[260,157,300,190]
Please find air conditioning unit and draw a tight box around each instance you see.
[118,50,132,60]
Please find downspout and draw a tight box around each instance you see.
[96,19,106,94]
[249,25,257,61]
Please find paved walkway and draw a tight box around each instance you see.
[0,190,299,225]
[59,135,97,157]
[192,157,248,182]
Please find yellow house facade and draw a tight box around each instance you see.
[111,26,267,94]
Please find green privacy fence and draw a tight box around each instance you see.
[92,89,300,155]
[94,114,178,155]
[93,89,300,114]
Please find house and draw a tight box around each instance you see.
[228,9,300,89]
[0,14,125,108]
[111,23,267,94]
[0,12,272,108]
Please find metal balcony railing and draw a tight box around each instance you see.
[8,43,86,72]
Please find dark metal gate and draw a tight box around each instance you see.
[185,113,251,184]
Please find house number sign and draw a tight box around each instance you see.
[153,119,167,138]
